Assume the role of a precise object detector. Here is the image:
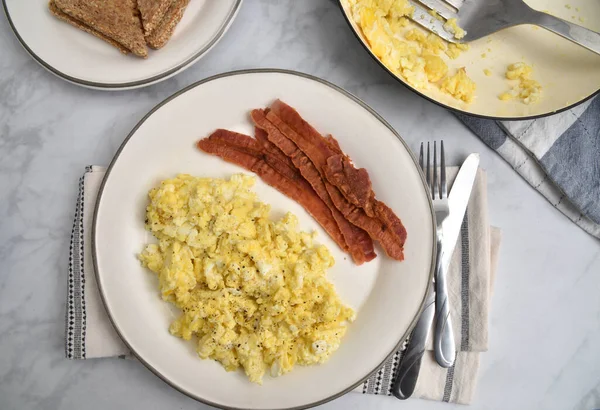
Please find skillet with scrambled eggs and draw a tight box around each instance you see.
[346,0,542,104]
[139,174,354,384]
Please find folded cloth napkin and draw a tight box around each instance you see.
[456,96,600,239]
[66,165,500,405]
[66,166,128,359]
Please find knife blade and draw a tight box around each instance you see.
[434,153,480,368]
[442,153,480,271]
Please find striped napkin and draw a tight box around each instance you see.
[66,165,500,405]
[456,96,600,239]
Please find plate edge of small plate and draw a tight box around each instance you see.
[91,68,437,410]
[1,0,244,90]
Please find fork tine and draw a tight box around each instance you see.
[433,141,438,200]
[440,140,447,199]
[419,142,424,172]
[407,1,457,43]
[426,142,432,198]
[415,0,458,20]
[445,0,464,10]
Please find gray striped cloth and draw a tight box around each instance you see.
[66,166,128,360]
[456,96,600,239]
[67,166,500,404]
[357,168,501,404]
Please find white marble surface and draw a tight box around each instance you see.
[1,1,599,409]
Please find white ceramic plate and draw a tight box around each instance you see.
[2,0,242,90]
[339,0,600,119]
[93,69,435,410]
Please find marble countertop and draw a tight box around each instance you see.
[1,1,599,409]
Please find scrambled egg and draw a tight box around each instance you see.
[346,0,475,102]
[499,62,542,104]
[443,18,466,40]
[441,67,476,103]
[139,174,355,384]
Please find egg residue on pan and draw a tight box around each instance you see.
[139,174,355,384]
[499,62,542,104]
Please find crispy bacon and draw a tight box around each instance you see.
[326,183,405,260]
[254,126,296,171]
[265,109,333,171]
[374,200,408,246]
[251,109,376,265]
[323,154,375,217]
[267,100,406,260]
[197,130,348,253]
[324,134,343,154]
[205,129,300,181]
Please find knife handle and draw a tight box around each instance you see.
[434,240,456,368]
[392,283,435,400]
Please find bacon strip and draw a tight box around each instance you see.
[271,101,375,214]
[374,200,408,246]
[254,126,296,171]
[324,154,375,217]
[197,130,348,253]
[267,100,406,260]
[326,183,405,261]
[251,110,376,265]
[324,134,343,154]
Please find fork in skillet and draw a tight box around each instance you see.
[407,0,600,55]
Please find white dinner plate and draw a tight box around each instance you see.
[93,69,436,410]
[339,0,600,119]
[2,0,242,90]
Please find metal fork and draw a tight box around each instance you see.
[408,0,600,55]
[420,141,456,368]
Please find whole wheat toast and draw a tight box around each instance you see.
[49,1,129,54]
[52,0,147,58]
[146,0,190,49]
[137,0,174,36]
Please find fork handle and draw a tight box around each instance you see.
[530,10,600,56]
[392,282,435,400]
[434,239,456,368]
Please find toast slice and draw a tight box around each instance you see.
[51,0,147,58]
[137,0,175,36]
[146,0,190,49]
[49,1,129,55]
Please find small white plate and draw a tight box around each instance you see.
[2,0,242,90]
[93,69,435,410]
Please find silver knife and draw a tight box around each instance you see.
[434,153,480,368]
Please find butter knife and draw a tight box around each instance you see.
[434,153,480,368]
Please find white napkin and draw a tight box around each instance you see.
[66,166,500,405]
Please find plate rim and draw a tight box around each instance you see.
[1,0,244,91]
[335,0,600,121]
[91,68,437,410]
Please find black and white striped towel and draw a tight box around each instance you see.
[457,96,600,239]
[66,166,501,404]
